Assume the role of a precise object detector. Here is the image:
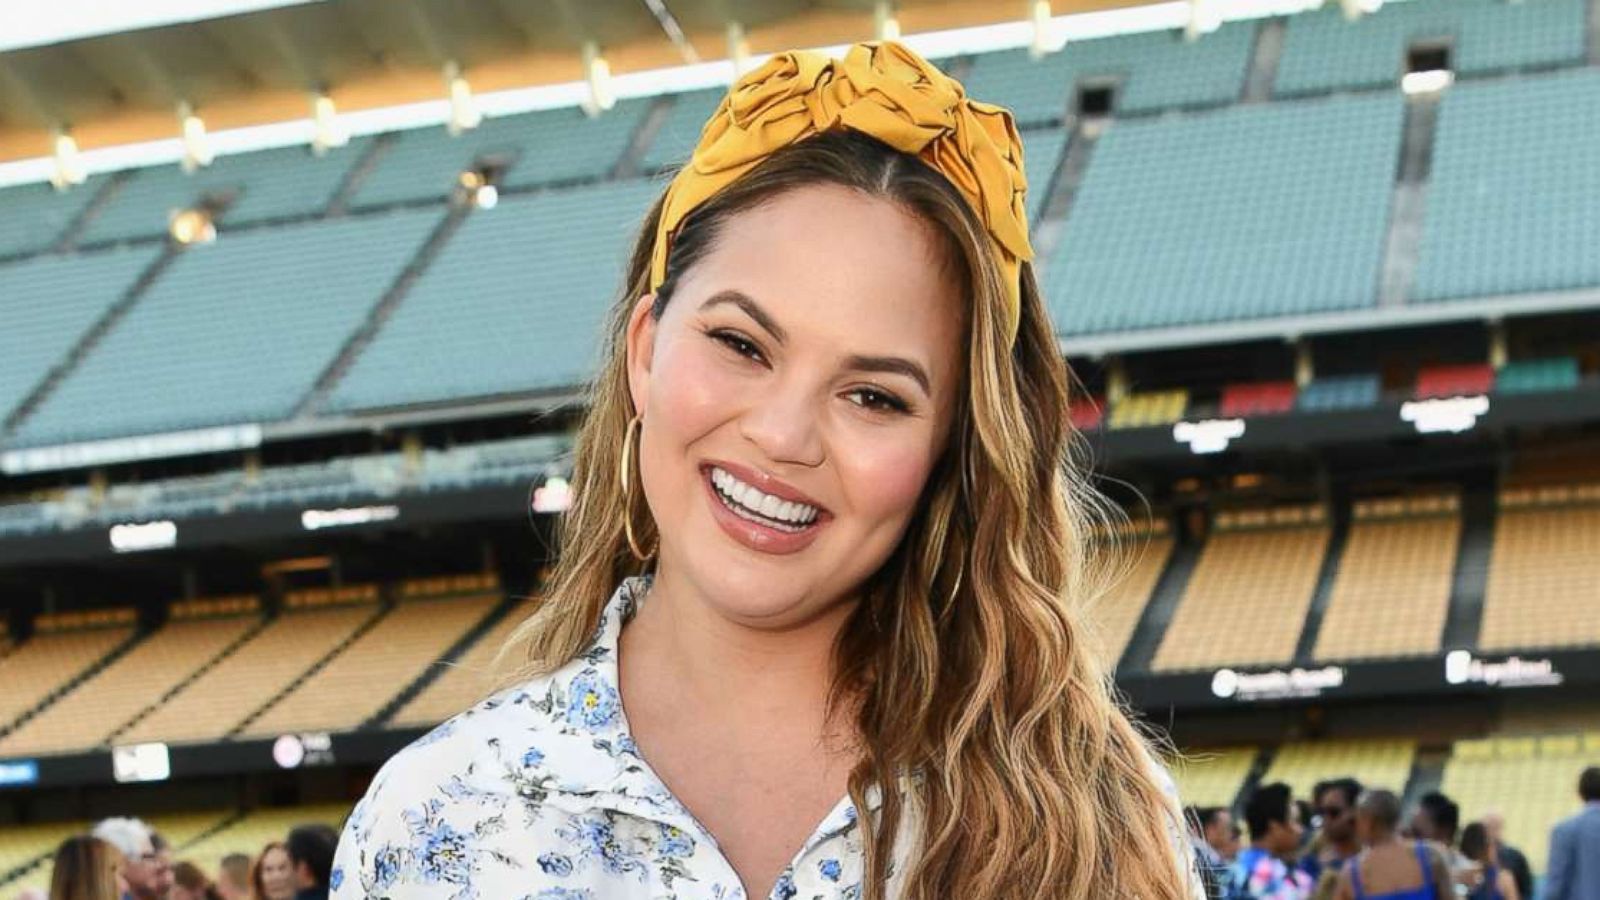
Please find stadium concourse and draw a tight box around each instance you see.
[3,0,1600,896]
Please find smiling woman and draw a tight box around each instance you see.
[331,41,1205,900]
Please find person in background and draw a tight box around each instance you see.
[1331,789,1450,900]
[1542,765,1600,900]
[1224,821,1245,863]
[247,844,294,900]
[1188,806,1232,900]
[1457,822,1518,900]
[1305,778,1364,887]
[49,835,126,900]
[90,819,167,900]
[283,826,337,900]
[213,856,250,900]
[169,862,222,900]
[1475,812,1531,900]
[1409,792,1467,876]
[145,835,175,900]
[1231,782,1313,900]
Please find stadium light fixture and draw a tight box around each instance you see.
[1173,418,1246,454]
[581,42,617,118]
[1339,0,1383,19]
[169,207,216,245]
[1399,395,1489,434]
[1401,69,1454,95]
[474,184,499,209]
[874,1,902,40]
[1185,0,1222,41]
[178,102,213,172]
[445,62,482,136]
[727,21,752,76]
[49,130,86,191]
[1028,0,1054,58]
[310,93,349,155]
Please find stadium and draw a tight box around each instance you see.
[1,0,1598,896]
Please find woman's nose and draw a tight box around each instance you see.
[737,384,825,468]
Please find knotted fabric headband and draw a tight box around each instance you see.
[649,40,1034,345]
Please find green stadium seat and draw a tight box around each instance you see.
[0,176,108,258]
[1495,357,1581,394]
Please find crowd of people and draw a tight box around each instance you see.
[1186,765,1600,900]
[18,816,337,900]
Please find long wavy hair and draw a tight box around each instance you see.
[500,129,1192,899]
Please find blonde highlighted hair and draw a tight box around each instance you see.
[500,129,1192,899]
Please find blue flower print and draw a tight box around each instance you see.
[564,668,620,731]
[522,747,546,768]
[535,890,593,900]
[419,821,472,884]
[657,824,695,858]
[537,852,573,877]
[329,867,343,890]
[372,844,406,889]
[771,870,798,899]
[559,814,647,881]
[818,858,842,882]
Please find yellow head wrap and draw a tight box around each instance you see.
[649,40,1034,345]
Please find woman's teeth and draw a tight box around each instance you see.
[710,467,819,531]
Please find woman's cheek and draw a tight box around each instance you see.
[837,425,937,519]
[649,338,748,435]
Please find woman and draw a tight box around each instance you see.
[250,843,295,900]
[171,861,225,900]
[48,835,124,900]
[1333,790,1451,900]
[1458,823,1519,900]
[333,40,1203,900]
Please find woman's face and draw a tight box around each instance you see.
[259,847,295,899]
[627,183,965,629]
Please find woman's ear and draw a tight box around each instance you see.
[624,293,659,416]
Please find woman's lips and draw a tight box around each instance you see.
[700,466,827,555]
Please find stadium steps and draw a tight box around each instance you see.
[225,601,390,739]
[1440,486,1496,651]
[0,241,180,442]
[324,133,397,218]
[0,628,145,743]
[1401,748,1449,812]
[54,172,131,254]
[1030,117,1103,277]
[1378,91,1442,308]
[291,205,464,419]
[363,590,523,730]
[1117,533,1202,674]
[1241,17,1287,103]
[614,94,678,180]
[104,615,272,748]
[1292,501,1352,664]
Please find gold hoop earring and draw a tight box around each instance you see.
[619,413,654,561]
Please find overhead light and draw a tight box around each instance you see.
[50,130,86,190]
[1339,0,1382,19]
[1400,395,1488,434]
[310,93,349,155]
[1173,418,1246,454]
[1185,0,1222,41]
[473,184,499,209]
[169,207,216,245]
[726,21,751,76]
[874,1,901,40]
[1028,0,1055,58]
[580,41,616,117]
[178,102,212,172]
[445,62,482,136]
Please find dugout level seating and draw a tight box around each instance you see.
[1153,505,1329,672]
[1106,389,1188,430]
[118,587,382,746]
[1262,738,1418,803]
[1442,732,1600,875]
[0,610,137,734]
[1085,520,1172,670]
[1170,747,1258,809]
[239,580,499,737]
[1313,495,1460,662]
[1479,483,1600,651]
[390,595,537,728]
[0,598,259,757]
[173,803,350,877]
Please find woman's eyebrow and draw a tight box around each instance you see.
[845,354,931,396]
[698,290,787,344]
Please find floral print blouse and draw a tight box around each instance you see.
[331,576,1205,900]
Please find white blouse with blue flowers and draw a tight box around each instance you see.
[330,576,1205,900]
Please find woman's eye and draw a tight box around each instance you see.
[709,330,764,363]
[847,387,910,414]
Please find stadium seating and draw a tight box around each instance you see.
[1479,483,1600,651]
[0,612,137,733]
[351,101,651,209]
[324,179,659,412]
[1313,495,1460,661]
[169,803,351,876]
[1296,374,1382,412]
[1262,738,1418,802]
[119,589,383,746]
[1084,524,1172,669]
[1153,506,1329,671]
[1414,68,1600,302]
[1442,732,1599,874]
[239,591,497,737]
[641,88,724,172]
[76,140,373,246]
[1495,356,1582,394]
[1170,747,1257,808]
[1219,381,1298,418]
[1274,0,1587,97]
[0,176,109,258]
[390,597,537,728]
[0,247,159,425]
[1415,363,1494,399]
[1048,94,1403,335]
[1068,396,1105,431]
[0,820,88,892]
[959,24,1256,126]
[9,210,439,447]
[0,601,258,756]
[1021,127,1069,223]
[1106,389,1189,429]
